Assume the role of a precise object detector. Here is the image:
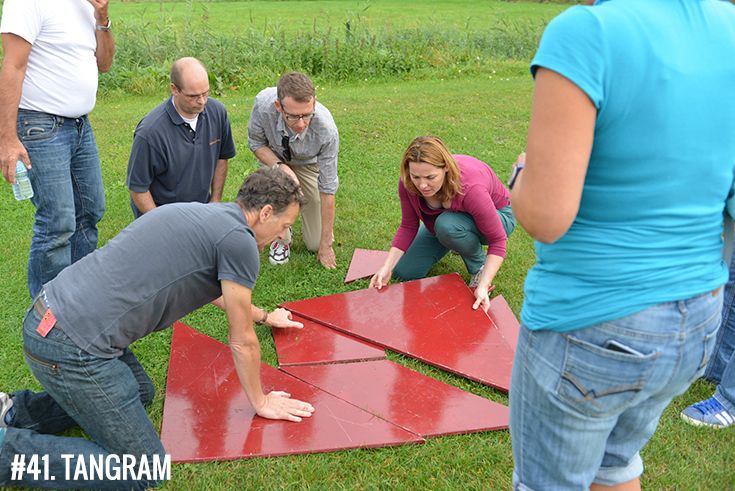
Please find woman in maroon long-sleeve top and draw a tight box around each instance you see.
[370,136,515,312]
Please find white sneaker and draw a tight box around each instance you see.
[0,392,13,427]
[269,239,291,265]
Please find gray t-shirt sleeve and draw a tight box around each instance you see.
[217,228,260,289]
[126,135,164,192]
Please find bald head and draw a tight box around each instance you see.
[170,57,208,91]
[170,57,210,118]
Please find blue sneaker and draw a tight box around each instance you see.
[680,396,735,429]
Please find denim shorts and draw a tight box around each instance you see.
[509,290,722,490]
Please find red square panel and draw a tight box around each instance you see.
[272,315,386,366]
[344,248,389,283]
[281,274,515,392]
[488,295,520,351]
[283,359,508,438]
[161,322,423,463]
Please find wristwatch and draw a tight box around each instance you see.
[96,18,112,32]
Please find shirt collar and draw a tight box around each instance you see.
[165,96,207,126]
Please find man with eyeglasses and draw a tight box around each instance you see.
[126,57,235,218]
[247,71,339,269]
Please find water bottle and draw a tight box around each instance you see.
[12,160,34,201]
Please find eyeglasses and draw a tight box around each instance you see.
[175,85,210,101]
[282,111,315,122]
[279,100,315,122]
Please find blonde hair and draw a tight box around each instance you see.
[400,136,462,202]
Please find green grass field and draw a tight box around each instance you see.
[1,1,734,490]
[111,0,566,35]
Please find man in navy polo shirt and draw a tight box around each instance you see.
[126,57,235,218]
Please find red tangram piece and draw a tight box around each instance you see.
[487,295,520,351]
[283,359,508,438]
[281,274,515,392]
[344,248,389,283]
[272,314,385,367]
[161,322,422,463]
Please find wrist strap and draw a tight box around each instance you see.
[96,18,112,31]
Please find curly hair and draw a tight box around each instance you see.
[236,167,305,215]
[399,136,463,202]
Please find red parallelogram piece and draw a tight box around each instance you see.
[161,322,423,463]
[272,314,386,367]
[344,248,390,283]
[488,295,520,352]
[283,359,508,438]
[281,274,515,392]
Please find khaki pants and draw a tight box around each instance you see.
[289,163,322,251]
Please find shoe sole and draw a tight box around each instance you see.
[680,411,730,429]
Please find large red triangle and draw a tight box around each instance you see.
[161,322,422,462]
[283,359,508,438]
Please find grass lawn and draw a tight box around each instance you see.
[110,0,568,35]
[1,1,734,490]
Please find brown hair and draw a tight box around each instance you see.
[236,167,305,215]
[400,136,462,202]
[277,72,315,103]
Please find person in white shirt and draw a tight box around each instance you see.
[0,0,115,298]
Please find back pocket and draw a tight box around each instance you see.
[557,334,659,418]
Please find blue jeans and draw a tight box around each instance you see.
[0,307,164,490]
[18,109,105,298]
[510,290,722,490]
[394,205,516,280]
[703,250,735,413]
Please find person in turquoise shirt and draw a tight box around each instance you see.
[509,0,735,489]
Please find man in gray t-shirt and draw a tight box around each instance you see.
[0,168,313,490]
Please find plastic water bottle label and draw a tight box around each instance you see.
[13,160,34,201]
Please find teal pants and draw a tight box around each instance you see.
[394,205,515,280]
